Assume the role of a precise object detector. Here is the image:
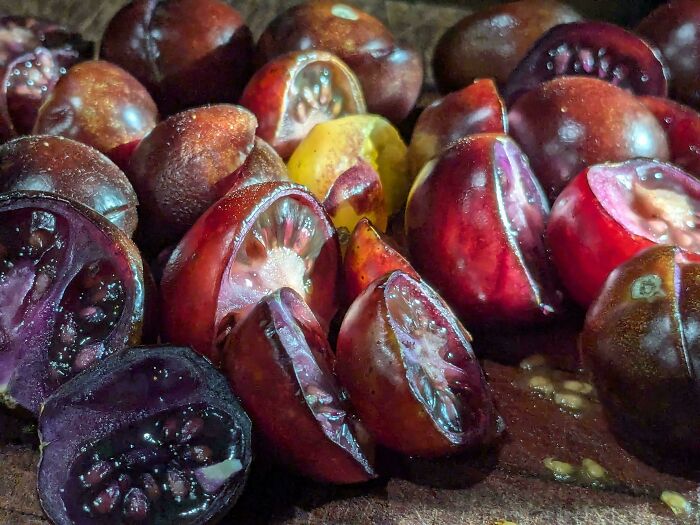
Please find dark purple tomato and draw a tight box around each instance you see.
[581,245,700,458]
[0,191,146,414]
[0,135,138,236]
[38,345,252,524]
[638,0,700,110]
[100,0,253,115]
[504,21,669,104]
[223,288,376,483]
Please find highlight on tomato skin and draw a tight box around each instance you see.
[431,0,582,93]
[637,0,700,111]
[222,287,377,484]
[407,78,508,178]
[581,244,700,459]
[239,49,366,160]
[33,60,159,159]
[160,181,340,367]
[547,159,700,307]
[0,135,139,237]
[335,270,502,458]
[406,133,563,329]
[508,76,670,201]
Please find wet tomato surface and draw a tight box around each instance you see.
[39,345,252,524]
[160,182,339,365]
[336,271,501,457]
[224,288,376,483]
[548,159,700,306]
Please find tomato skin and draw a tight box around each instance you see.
[342,218,417,306]
[223,288,376,484]
[547,169,655,307]
[407,79,507,178]
[581,245,700,458]
[160,181,340,365]
[405,133,561,327]
[640,95,700,180]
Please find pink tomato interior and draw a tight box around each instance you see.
[588,160,700,252]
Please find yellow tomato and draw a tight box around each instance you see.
[287,115,409,231]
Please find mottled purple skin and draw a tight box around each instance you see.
[0,16,92,141]
[38,346,252,525]
[581,245,700,458]
[0,192,145,414]
[504,21,669,104]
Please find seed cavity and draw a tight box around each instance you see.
[123,487,149,521]
[546,43,637,90]
[222,197,326,327]
[48,260,126,385]
[67,405,244,522]
[386,276,475,435]
[289,61,349,130]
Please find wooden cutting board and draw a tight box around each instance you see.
[0,0,697,523]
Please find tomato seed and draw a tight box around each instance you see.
[123,487,149,521]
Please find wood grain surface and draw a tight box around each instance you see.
[0,1,697,524]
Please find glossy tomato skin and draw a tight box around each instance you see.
[638,0,700,110]
[342,217,417,305]
[547,168,653,307]
[335,271,500,458]
[407,79,507,177]
[432,0,581,93]
[100,0,253,115]
[581,245,700,458]
[160,181,339,365]
[0,136,138,237]
[223,288,376,484]
[33,60,158,159]
[406,133,562,328]
[509,76,669,201]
